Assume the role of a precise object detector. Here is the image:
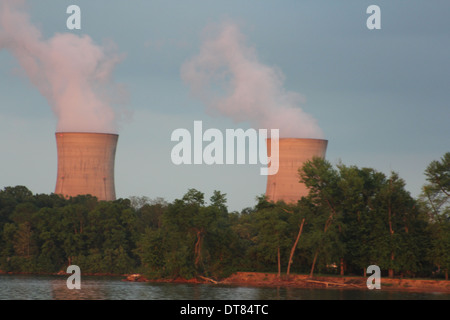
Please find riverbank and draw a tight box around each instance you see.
[2,269,449,294]
[125,272,450,294]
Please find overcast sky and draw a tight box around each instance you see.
[0,0,449,211]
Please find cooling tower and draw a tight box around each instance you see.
[54,132,118,201]
[265,138,328,204]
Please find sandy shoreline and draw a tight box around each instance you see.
[124,272,450,294]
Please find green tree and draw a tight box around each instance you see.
[299,157,341,277]
[13,222,35,258]
[371,172,423,277]
[420,152,450,279]
[253,206,290,277]
[136,189,238,279]
[135,228,165,278]
[336,165,387,276]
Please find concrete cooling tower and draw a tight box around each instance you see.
[54,132,118,201]
[266,138,328,204]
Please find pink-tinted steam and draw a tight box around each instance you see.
[181,21,324,139]
[0,0,125,133]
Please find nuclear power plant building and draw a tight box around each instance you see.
[266,138,328,204]
[54,132,118,201]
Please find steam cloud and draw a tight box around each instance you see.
[0,0,125,133]
[181,21,323,138]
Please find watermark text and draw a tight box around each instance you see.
[171,121,279,175]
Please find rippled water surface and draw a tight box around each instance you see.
[0,274,448,300]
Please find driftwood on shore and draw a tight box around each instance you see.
[194,273,364,289]
[197,275,218,284]
[300,278,363,288]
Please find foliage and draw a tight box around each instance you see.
[0,152,448,280]
[419,152,450,278]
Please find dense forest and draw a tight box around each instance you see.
[0,153,449,281]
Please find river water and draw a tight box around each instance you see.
[0,274,448,300]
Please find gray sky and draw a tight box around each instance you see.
[0,1,449,211]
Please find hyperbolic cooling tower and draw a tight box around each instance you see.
[54,132,118,201]
[266,138,328,204]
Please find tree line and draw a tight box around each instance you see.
[0,153,449,280]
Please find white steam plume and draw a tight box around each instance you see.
[0,0,126,133]
[181,21,323,139]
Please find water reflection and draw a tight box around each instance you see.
[50,276,109,300]
[0,274,448,300]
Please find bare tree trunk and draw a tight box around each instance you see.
[388,179,395,279]
[194,230,204,267]
[310,249,319,278]
[309,212,334,278]
[286,218,305,277]
[277,247,281,278]
[340,258,344,276]
[389,252,395,278]
[389,269,394,278]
